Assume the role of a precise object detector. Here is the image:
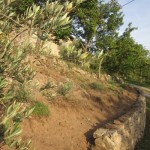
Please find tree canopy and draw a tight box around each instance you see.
[103,24,150,83]
[72,0,124,52]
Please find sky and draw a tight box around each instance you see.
[114,0,150,50]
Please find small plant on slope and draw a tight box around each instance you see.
[32,101,50,117]
[58,82,73,96]
[89,82,104,91]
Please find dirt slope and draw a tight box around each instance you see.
[19,54,138,150]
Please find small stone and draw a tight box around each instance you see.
[93,128,108,138]
[114,120,122,125]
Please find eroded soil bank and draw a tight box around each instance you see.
[22,88,137,150]
[19,55,138,150]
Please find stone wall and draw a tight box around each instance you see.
[92,95,146,150]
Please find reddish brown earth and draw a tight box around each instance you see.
[22,91,137,150]
[21,55,138,150]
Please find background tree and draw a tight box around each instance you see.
[72,0,123,52]
[103,23,150,84]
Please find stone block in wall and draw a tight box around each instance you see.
[93,129,122,150]
[92,95,146,150]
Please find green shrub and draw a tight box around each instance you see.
[108,84,116,91]
[15,84,30,103]
[32,101,50,117]
[120,83,127,89]
[108,79,116,85]
[0,0,83,148]
[1,102,34,149]
[60,40,89,66]
[58,82,73,96]
[107,80,116,91]
[54,28,71,41]
[11,0,34,14]
[89,82,103,91]
[42,91,57,102]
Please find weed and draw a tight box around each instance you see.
[39,46,52,57]
[40,81,54,91]
[23,44,33,54]
[40,81,57,101]
[108,79,116,85]
[120,83,127,89]
[108,84,117,91]
[58,82,73,96]
[15,84,30,103]
[118,87,124,94]
[89,82,103,91]
[32,101,50,117]
[60,41,89,66]
[42,91,57,101]
[107,79,118,91]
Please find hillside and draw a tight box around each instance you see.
[1,0,149,149]
[5,54,138,150]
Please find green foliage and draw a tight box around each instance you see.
[40,81,54,91]
[120,83,127,89]
[0,0,85,53]
[0,77,8,91]
[40,81,57,101]
[89,50,104,77]
[15,84,30,103]
[0,0,84,148]
[58,82,73,96]
[108,84,116,91]
[60,40,90,66]
[0,0,149,148]
[42,91,57,101]
[54,27,71,41]
[103,24,150,84]
[32,101,50,117]
[89,82,103,91]
[108,80,117,91]
[11,0,34,14]
[60,40,106,77]
[0,1,35,148]
[0,40,34,148]
[0,76,14,104]
[0,102,34,149]
[0,39,36,83]
[72,0,123,52]
[39,45,52,57]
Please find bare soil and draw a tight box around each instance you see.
[1,54,138,150]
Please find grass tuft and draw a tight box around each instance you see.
[40,81,54,91]
[58,82,73,96]
[89,82,103,91]
[15,84,30,103]
[32,101,50,117]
